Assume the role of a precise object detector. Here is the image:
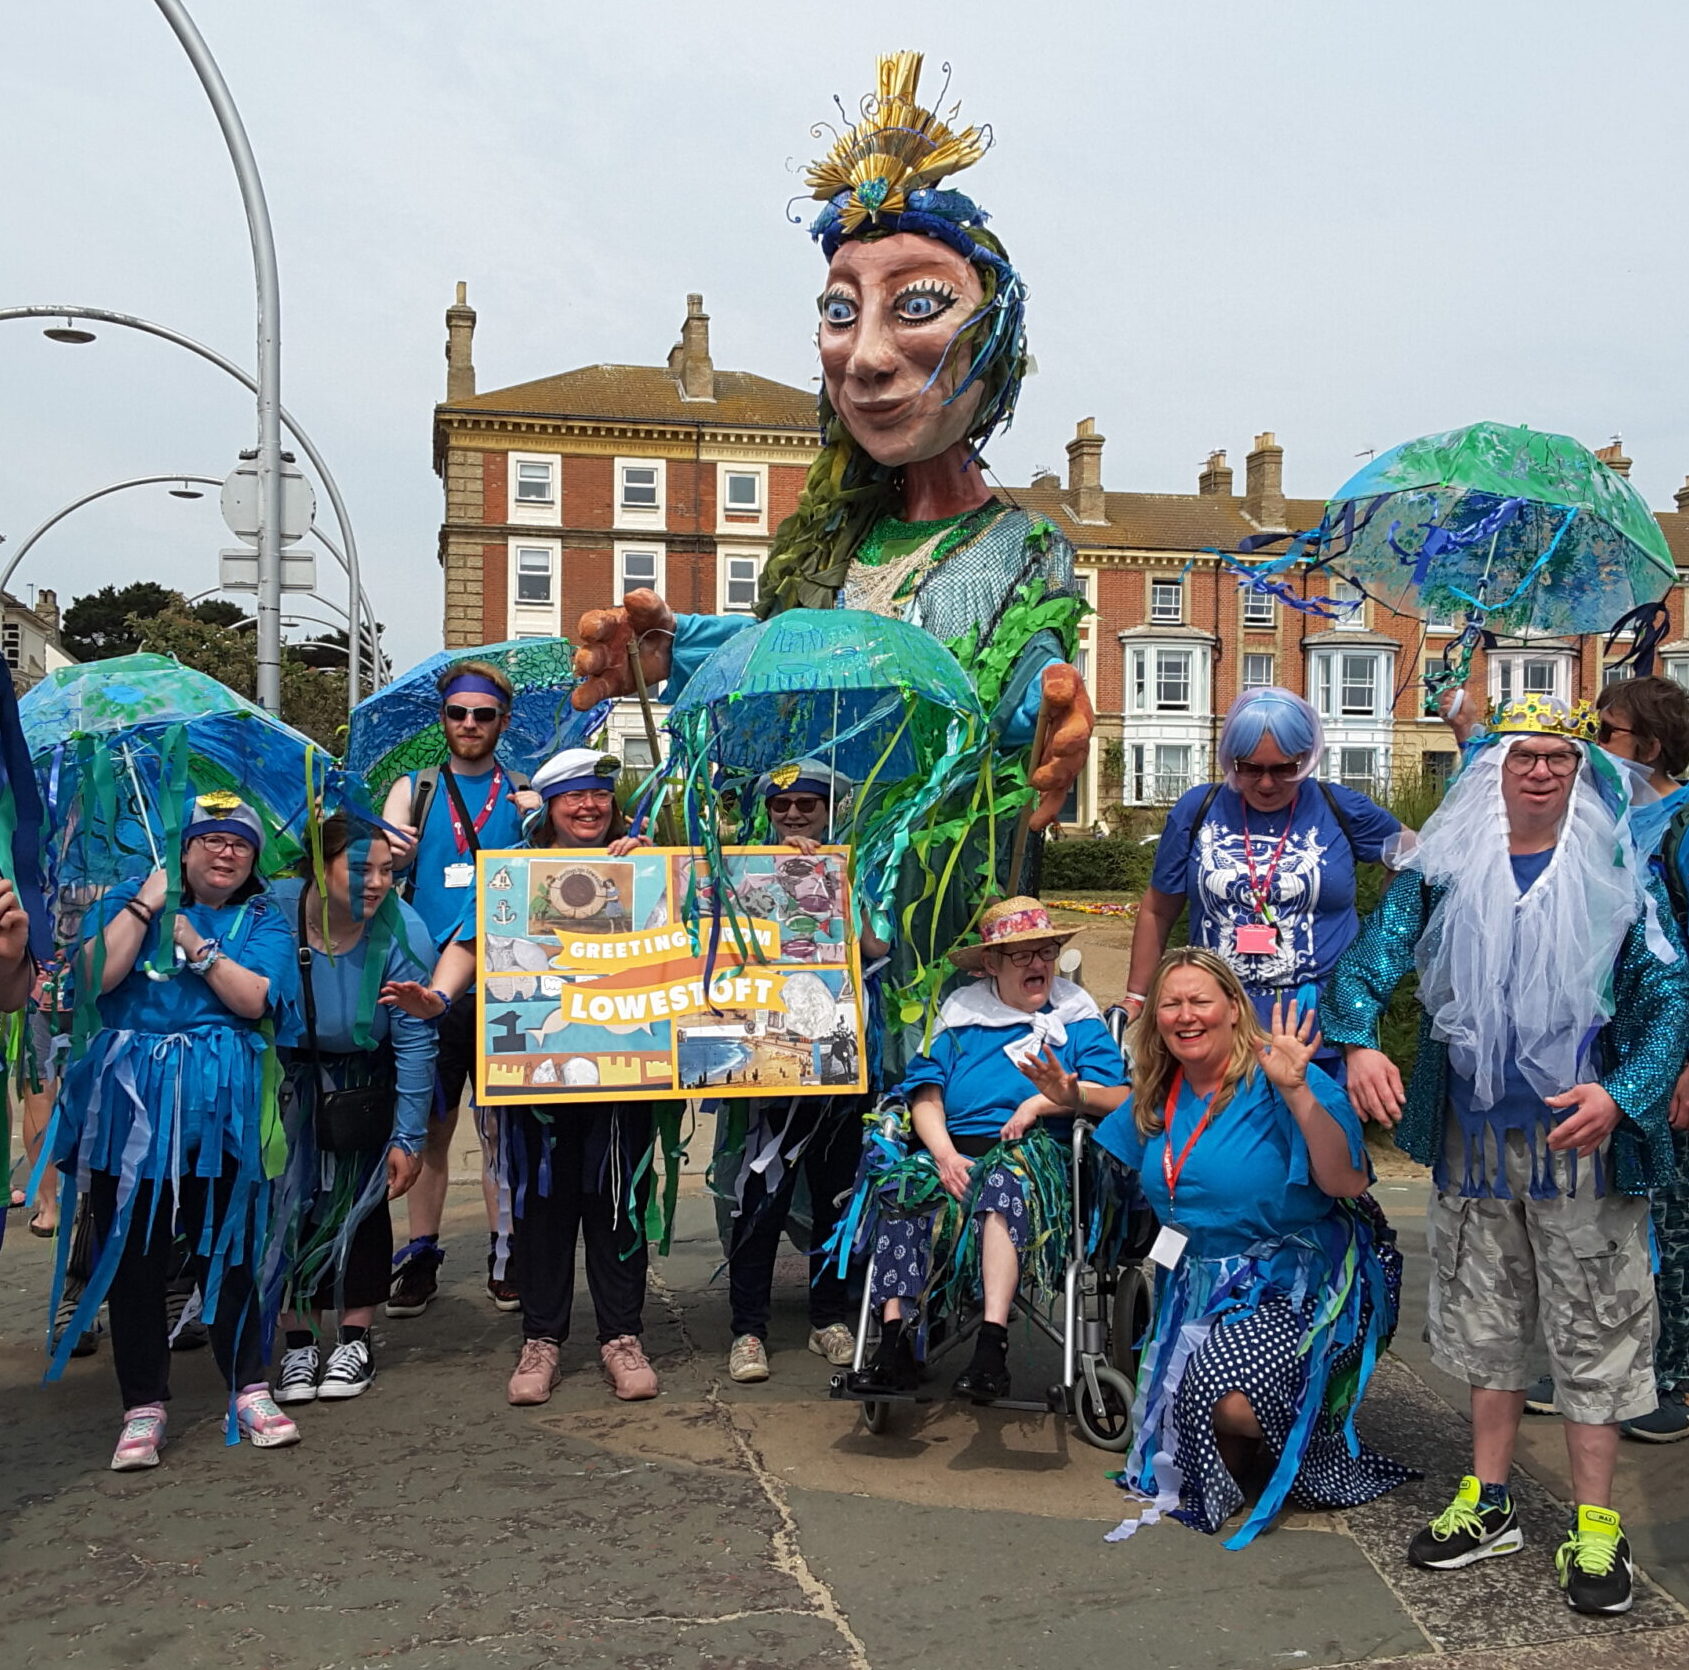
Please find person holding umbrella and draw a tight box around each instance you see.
[380,659,530,1319]
[48,792,300,1469]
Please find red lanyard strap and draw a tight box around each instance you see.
[1241,788,1298,921]
[1161,1067,1219,1216]
[442,765,504,856]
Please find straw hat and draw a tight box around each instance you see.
[948,896,1080,972]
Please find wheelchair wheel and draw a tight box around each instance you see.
[1111,1261,1153,1381]
[1074,1364,1134,1452]
[862,1399,891,1435]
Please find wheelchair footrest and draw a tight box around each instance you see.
[829,1373,929,1405]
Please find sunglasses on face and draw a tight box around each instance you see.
[443,704,503,723]
[1596,719,1636,744]
[1504,746,1580,777]
[769,796,824,816]
[998,942,1060,967]
[1234,759,1302,782]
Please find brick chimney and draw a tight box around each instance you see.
[35,588,60,638]
[1676,476,1689,514]
[1065,417,1106,524]
[1595,439,1633,478]
[1198,449,1233,497]
[1243,431,1286,530]
[445,281,476,401]
[668,293,715,401]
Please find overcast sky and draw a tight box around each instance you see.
[5,1,1686,674]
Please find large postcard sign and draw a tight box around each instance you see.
[474,846,867,1104]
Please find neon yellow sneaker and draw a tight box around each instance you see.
[1556,1504,1633,1615]
[1407,1475,1523,1569]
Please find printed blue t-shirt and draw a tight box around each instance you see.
[1094,1064,1367,1258]
[1150,783,1400,996]
[406,762,527,949]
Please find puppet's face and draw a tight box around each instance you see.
[819,234,986,468]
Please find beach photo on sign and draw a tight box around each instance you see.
[675,967,860,1091]
[526,858,634,937]
[480,990,673,1098]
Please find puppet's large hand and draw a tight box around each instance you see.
[1029,663,1095,831]
[571,590,677,709]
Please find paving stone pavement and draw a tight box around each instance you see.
[2,1178,1687,1669]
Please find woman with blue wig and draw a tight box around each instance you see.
[1123,688,1405,1075]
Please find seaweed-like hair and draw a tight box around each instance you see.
[756,222,1026,619]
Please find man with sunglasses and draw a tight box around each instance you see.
[1324,695,1689,1617]
[380,661,530,1318]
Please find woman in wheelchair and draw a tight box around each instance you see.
[1095,947,1414,1547]
[844,898,1129,1403]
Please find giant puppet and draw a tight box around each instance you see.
[571,52,1094,1039]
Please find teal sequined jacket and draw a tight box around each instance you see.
[1319,871,1689,1195]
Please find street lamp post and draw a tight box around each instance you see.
[0,305,373,701]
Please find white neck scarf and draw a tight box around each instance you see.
[936,976,1101,1066]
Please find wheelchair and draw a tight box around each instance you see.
[828,1012,1156,1451]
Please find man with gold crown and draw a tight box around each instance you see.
[1321,694,1689,1618]
[570,52,1092,1017]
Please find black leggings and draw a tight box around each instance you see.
[509,1104,651,1345]
[300,1189,393,1315]
[87,1169,267,1411]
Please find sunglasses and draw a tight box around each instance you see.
[1596,719,1636,744]
[443,704,503,723]
[769,795,824,816]
[1233,759,1302,782]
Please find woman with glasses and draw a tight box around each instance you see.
[48,794,300,1469]
[381,747,663,1406]
[1123,688,1404,1079]
[844,898,1128,1402]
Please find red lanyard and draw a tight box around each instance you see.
[1161,1068,1219,1216]
[1240,788,1298,922]
[446,765,504,855]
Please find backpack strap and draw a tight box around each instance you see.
[1662,802,1689,929]
[1191,780,1222,832]
[1316,778,1364,866]
[401,768,441,903]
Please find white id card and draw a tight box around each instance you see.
[443,862,475,889]
[1148,1225,1189,1271]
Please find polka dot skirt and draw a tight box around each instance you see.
[1170,1295,1417,1535]
[870,1165,1029,1306]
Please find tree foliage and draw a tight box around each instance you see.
[62,582,251,661]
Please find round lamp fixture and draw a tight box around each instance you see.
[43,318,96,345]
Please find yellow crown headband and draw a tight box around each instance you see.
[1491,694,1598,743]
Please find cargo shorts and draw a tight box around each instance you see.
[1426,1124,1658,1425]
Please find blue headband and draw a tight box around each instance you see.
[765,776,833,800]
[541,774,616,801]
[443,673,507,707]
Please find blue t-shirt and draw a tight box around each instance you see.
[901,1010,1127,1139]
[406,762,527,949]
[1150,783,1400,995]
[1094,1064,1366,1258]
[87,880,297,1035]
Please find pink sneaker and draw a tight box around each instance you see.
[111,1404,167,1471]
[235,1384,301,1448]
[508,1338,562,1405]
[600,1335,658,1401]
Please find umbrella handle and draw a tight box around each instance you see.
[627,644,680,847]
[1007,702,1053,895]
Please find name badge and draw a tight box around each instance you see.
[1149,1225,1189,1270]
[443,863,474,890]
[1235,923,1279,955]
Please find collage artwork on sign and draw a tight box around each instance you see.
[473,846,867,1103]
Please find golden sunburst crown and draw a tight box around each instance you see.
[1492,694,1598,742]
[804,51,989,238]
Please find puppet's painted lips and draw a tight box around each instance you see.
[783,936,816,959]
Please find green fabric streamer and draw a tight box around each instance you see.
[258,1018,288,1180]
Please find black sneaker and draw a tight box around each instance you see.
[487,1276,521,1313]
[952,1357,1012,1403]
[1523,1375,1557,1415]
[844,1330,918,1396]
[165,1283,208,1352]
[273,1344,321,1405]
[1556,1505,1634,1614]
[318,1337,375,1400]
[386,1243,442,1318]
[1407,1476,1524,1569]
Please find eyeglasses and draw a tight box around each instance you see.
[555,789,613,808]
[443,704,503,723]
[997,942,1059,967]
[1233,759,1302,782]
[1503,746,1580,777]
[1596,719,1637,744]
[769,795,824,816]
[191,834,253,856]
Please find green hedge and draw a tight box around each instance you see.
[1040,834,1158,896]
